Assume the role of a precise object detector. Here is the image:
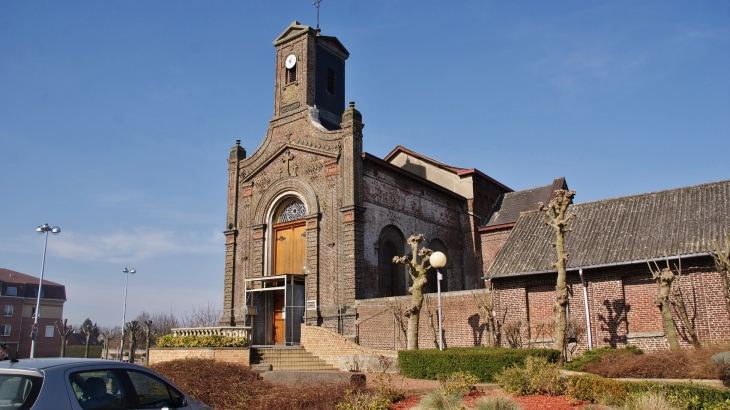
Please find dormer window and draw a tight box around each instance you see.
[326,67,335,95]
[5,287,17,296]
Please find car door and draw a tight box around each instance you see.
[64,365,190,410]
[122,369,189,409]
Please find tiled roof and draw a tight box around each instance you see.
[487,179,730,277]
[484,178,567,227]
[0,268,63,287]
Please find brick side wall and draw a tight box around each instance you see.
[356,290,494,350]
[300,324,396,368]
[147,347,250,366]
[480,228,512,273]
[355,257,730,353]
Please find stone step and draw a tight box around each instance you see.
[251,347,337,371]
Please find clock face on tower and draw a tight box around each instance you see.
[285,54,297,69]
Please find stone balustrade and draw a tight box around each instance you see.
[171,326,250,338]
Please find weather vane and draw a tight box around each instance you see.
[313,0,322,32]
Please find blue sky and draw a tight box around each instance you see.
[1,1,728,327]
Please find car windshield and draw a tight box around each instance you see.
[0,374,43,410]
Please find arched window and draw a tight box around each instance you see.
[277,199,306,223]
[377,225,406,297]
[379,241,398,297]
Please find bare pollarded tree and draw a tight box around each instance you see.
[125,321,142,364]
[538,189,576,364]
[710,232,730,319]
[649,257,701,349]
[55,319,73,357]
[79,319,98,359]
[181,302,221,328]
[98,326,120,360]
[392,234,434,350]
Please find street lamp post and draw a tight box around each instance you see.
[119,268,136,361]
[32,223,61,358]
[429,251,447,351]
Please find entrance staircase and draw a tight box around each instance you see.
[250,347,338,371]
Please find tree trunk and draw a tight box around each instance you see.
[553,224,569,364]
[656,276,680,349]
[407,288,424,350]
[60,335,67,357]
[84,334,90,358]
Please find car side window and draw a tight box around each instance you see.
[69,370,130,410]
[125,370,184,409]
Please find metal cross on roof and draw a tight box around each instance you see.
[313,0,322,31]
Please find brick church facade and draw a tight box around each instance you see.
[221,22,730,351]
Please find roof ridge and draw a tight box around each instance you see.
[571,178,730,208]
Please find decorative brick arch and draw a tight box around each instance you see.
[253,177,320,225]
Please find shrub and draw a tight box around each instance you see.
[582,345,724,379]
[437,371,479,396]
[711,351,730,381]
[624,391,680,410]
[153,358,348,409]
[417,390,463,410]
[398,346,560,382]
[155,334,247,348]
[563,345,642,371]
[566,374,730,410]
[335,389,391,410]
[495,356,565,396]
[474,395,522,410]
[64,345,103,358]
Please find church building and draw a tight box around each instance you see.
[221,22,513,346]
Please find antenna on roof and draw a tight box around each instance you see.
[313,0,322,33]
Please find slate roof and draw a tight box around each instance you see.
[486,179,730,277]
[0,268,67,300]
[484,178,567,227]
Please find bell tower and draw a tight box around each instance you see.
[272,21,349,130]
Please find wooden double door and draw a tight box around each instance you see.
[273,220,306,275]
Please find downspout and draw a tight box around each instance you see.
[16,296,25,356]
[578,269,593,350]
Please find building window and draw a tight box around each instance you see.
[2,305,12,317]
[277,199,306,223]
[379,241,398,297]
[33,288,45,298]
[45,326,54,338]
[326,68,335,95]
[6,287,17,296]
[1,325,10,337]
[287,67,296,84]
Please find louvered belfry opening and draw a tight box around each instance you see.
[287,66,296,84]
[326,67,335,94]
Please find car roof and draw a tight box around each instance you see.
[0,358,131,372]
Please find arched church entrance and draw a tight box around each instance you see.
[273,198,307,276]
[246,197,308,346]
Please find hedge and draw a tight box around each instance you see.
[156,334,248,348]
[64,345,104,358]
[567,374,730,410]
[398,347,561,382]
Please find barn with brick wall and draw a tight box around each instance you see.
[486,179,730,351]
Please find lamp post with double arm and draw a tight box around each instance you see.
[119,268,136,361]
[31,223,61,358]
